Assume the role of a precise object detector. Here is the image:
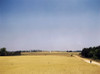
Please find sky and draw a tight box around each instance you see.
[0,0,100,51]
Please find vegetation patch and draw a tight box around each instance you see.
[0,48,21,56]
[81,46,100,59]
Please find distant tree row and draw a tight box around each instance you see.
[66,50,81,52]
[0,48,21,56]
[66,50,72,52]
[21,50,42,52]
[81,46,100,59]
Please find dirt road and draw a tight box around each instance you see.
[74,55,100,66]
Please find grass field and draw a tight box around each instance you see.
[21,51,79,56]
[0,52,100,74]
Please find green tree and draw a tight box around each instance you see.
[0,48,7,56]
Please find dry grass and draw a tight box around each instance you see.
[0,52,100,74]
[21,51,80,56]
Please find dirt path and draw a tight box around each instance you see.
[74,55,100,66]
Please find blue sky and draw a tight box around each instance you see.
[0,0,100,51]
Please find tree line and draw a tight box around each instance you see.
[21,50,42,52]
[0,48,21,56]
[81,46,100,59]
[0,48,43,56]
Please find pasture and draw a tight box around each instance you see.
[0,52,100,74]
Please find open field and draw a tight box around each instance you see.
[0,52,100,74]
[21,51,80,56]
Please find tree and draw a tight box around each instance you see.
[95,49,100,59]
[81,45,100,59]
[0,48,7,56]
[81,48,90,57]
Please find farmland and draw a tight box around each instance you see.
[0,52,100,74]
